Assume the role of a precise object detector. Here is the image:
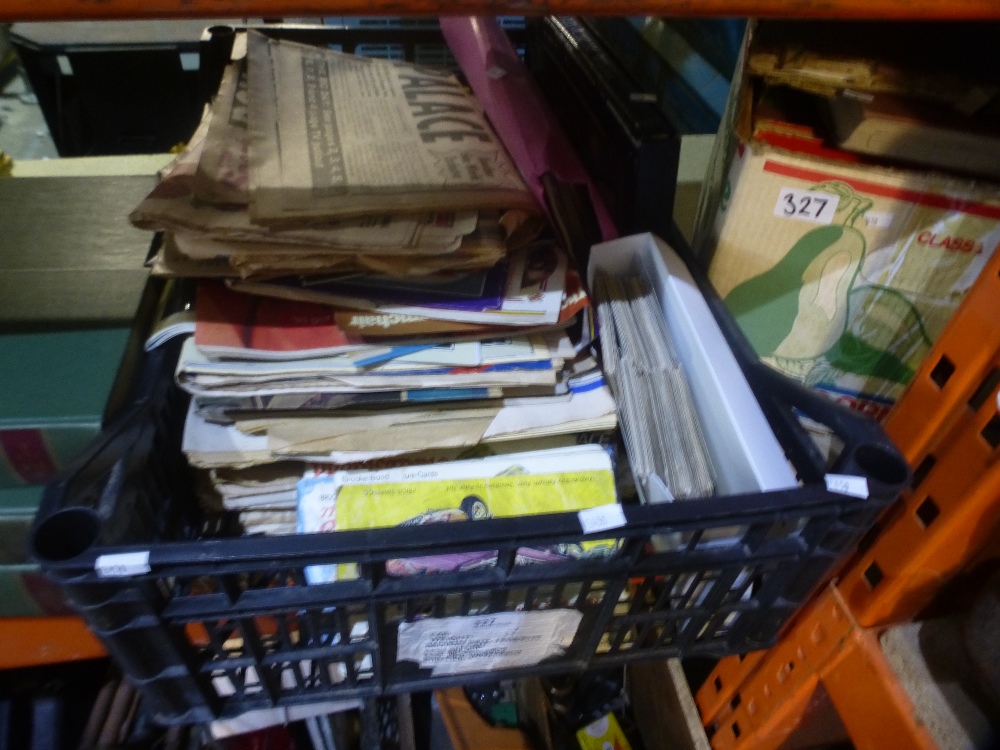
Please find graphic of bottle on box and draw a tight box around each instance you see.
[724,180,928,399]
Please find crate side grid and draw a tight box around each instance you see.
[40,476,898,724]
[44,486,884,587]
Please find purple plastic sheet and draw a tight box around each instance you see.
[440,16,619,242]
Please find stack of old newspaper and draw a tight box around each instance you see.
[130,32,617,535]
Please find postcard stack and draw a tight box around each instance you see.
[130,31,619,539]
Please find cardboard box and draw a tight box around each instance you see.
[694,25,1000,420]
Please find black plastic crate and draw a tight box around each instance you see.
[30,226,910,726]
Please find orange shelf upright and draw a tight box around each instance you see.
[0,617,106,670]
[701,585,936,750]
[843,378,1000,629]
[699,461,1000,749]
[833,240,1000,628]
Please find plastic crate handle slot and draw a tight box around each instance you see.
[662,224,911,496]
[746,360,911,496]
[32,503,103,563]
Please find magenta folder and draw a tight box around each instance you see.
[440,16,619,243]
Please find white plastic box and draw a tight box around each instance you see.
[587,232,797,501]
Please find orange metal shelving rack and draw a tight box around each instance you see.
[698,240,1000,749]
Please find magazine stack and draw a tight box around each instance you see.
[129,30,619,541]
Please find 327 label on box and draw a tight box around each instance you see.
[774,188,840,224]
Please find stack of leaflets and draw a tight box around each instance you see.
[129,31,618,536]
[593,271,716,501]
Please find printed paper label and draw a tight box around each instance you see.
[774,188,840,224]
[578,503,626,534]
[396,610,582,676]
[95,551,151,578]
[824,474,870,499]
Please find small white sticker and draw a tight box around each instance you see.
[578,503,627,534]
[825,474,869,499]
[95,551,150,578]
[774,188,840,224]
[843,89,875,103]
[486,66,507,80]
[864,211,894,228]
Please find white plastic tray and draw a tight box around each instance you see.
[588,232,797,499]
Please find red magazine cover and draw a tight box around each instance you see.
[195,282,364,359]
[194,272,591,359]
